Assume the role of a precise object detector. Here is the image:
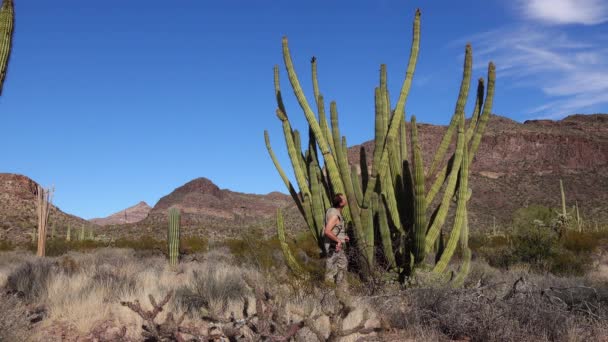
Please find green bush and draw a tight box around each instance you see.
[472,205,605,276]
[182,235,208,254]
[0,239,14,251]
[113,236,165,251]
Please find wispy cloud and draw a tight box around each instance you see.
[519,0,608,25]
[464,26,608,119]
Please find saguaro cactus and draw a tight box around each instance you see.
[168,207,181,266]
[66,223,71,241]
[265,9,495,284]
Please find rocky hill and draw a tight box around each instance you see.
[101,178,300,241]
[348,114,608,230]
[89,201,151,226]
[0,173,98,244]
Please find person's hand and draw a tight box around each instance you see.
[335,241,342,252]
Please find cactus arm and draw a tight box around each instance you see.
[425,109,465,251]
[468,62,495,164]
[309,158,326,241]
[168,207,181,266]
[560,179,567,218]
[452,213,471,288]
[433,117,469,274]
[0,0,14,95]
[66,223,71,241]
[426,62,495,205]
[465,78,485,142]
[282,37,345,196]
[329,104,357,223]
[264,130,307,218]
[276,110,311,200]
[351,164,364,206]
[411,116,427,263]
[377,194,397,269]
[277,208,307,277]
[393,9,421,122]
[361,87,387,208]
[311,58,337,155]
[427,44,472,178]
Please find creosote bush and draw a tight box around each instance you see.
[471,204,607,276]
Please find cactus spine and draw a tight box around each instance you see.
[265,9,495,282]
[168,207,180,266]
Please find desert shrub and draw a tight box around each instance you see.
[512,205,556,230]
[5,260,55,302]
[114,236,165,251]
[182,235,208,254]
[400,277,608,341]
[549,248,592,276]
[561,230,603,253]
[174,265,247,317]
[224,229,284,271]
[86,267,137,300]
[0,240,13,251]
[472,204,605,276]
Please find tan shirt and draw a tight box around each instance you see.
[324,207,346,251]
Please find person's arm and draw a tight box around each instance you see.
[324,215,343,251]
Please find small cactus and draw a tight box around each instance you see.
[167,207,180,266]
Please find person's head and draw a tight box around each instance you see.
[332,193,347,208]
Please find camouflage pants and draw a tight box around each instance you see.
[325,249,348,284]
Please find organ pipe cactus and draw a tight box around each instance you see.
[0,0,14,95]
[265,8,495,283]
[168,207,180,266]
[276,208,307,278]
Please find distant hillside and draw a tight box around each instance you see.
[89,201,151,226]
[348,114,608,229]
[101,178,302,241]
[0,173,98,244]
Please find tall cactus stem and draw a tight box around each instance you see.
[168,207,181,266]
[277,208,307,277]
[0,0,14,95]
[433,114,469,274]
[282,37,346,197]
[411,116,427,263]
[560,179,567,218]
[427,44,472,178]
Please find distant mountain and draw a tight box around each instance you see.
[89,201,151,226]
[347,114,608,229]
[0,173,97,244]
[101,177,302,241]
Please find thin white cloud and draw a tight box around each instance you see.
[466,26,608,118]
[520,0,608,25]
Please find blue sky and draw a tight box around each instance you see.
[0,0,606,219]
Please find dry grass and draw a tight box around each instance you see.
[369,260,608,342]
[1,247,607,341]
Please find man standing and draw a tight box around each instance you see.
[324,193,349,285]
